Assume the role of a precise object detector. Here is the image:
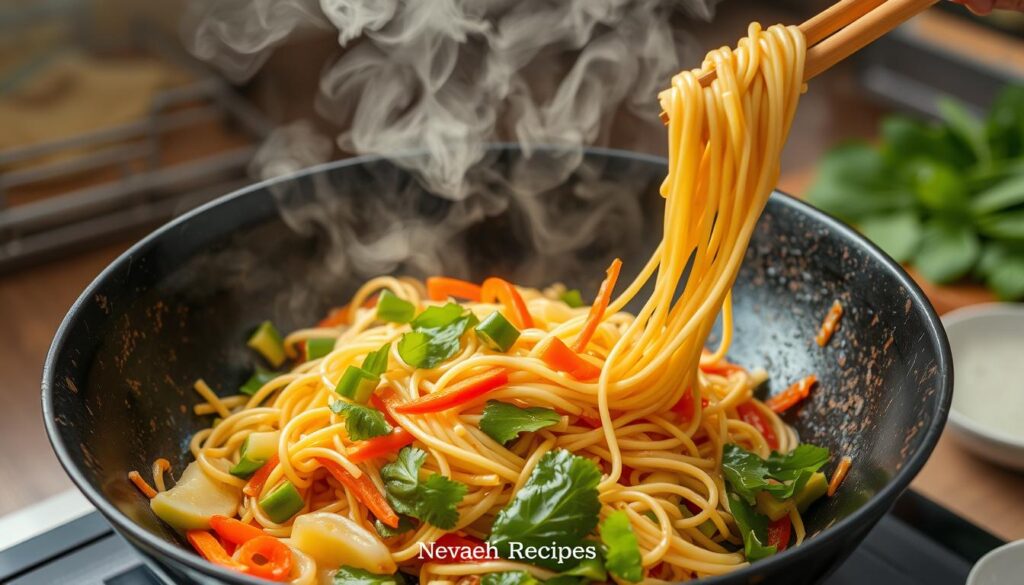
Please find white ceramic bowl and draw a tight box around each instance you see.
[968,540,1024,585]
[943,303,1024,471]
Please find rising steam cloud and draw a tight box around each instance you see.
[181,0,719,307]
[184,0,721,197]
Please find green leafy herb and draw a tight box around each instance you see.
[376,290,415,324]
[481,572,538,585]
[333,566,405,585]
[374,516,415,539]
[489,450,602,570]
[727,492,777,561]
[380,447,467,529]
[808,85,1024,300]
[560,289,585,308]
[330,401,392,441]
[479,400,561,445]
[599,511,643,582]
[397,303,477,369]
[721,443,830,505]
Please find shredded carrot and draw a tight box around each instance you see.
[815,300,844,347]
[318,306,348,328]
[427,277,483,302]
[765,374,818,413]
[187,530,248,572]
[828,456,853,497]
[572,258,622,352]
[243,454,280,498]
[540,337,602,381]
[128,470,158,499]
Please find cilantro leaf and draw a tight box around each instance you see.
[552,557,607,582]
[418,474,467,529]
[374,515,415,539]
[333,566,405,585]
[489,450,602,570]
[397,303,477,369]
[481,572,539,585]
[480,400,561,445]
[380,447,467,529]
[330,400,392,441]
[727,492,777,561]
[599,511,643,582]
[722,443,829,505]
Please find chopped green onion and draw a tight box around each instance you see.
[305,337,335,361]
[679,503,717,538]
[362,343,391,376]
[560,289,585,308]
[336,366,379,403]
[247,321,286,367]
[475,312,521,352]
[239,367,278,396]
[259,480,304,523]
[376,290,415,324]
[229,431,279,479]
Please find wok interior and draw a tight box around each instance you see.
[48,147,945,556]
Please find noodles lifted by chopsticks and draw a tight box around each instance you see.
[139,22,844,584]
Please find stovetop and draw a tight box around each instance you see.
[0,490,1003,585]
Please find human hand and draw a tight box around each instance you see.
[951,0,1024,15]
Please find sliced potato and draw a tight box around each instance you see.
[150,462,241,531]
[291,512,396,574]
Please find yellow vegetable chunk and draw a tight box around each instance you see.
[150,462,241,531]
[291,512,396,574]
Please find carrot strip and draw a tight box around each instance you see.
[318,307,349,328]
[572,258,622,352]
[427,277,483,302]
[828,456,853,497]
[187,530,247,572]
[481,277,533,329]
[243,454,280,498]
[815,300,844,347]
[128,471,158,499]
[395,368,509,414]
[210,515,265,545]
[765,375,818,413]
[347,427,415,462]
[540,337,602,381]
[236,535,292,581]
[316,457,400,528]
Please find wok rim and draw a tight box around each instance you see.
[41,144,952,584]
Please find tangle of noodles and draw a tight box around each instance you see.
[147,23,823,584]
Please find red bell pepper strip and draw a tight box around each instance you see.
[243,454,280,498]
[427,277,483,302]
[419,533,500,563]
[394,368,509,414]
[766,516,792,552]
[187,530,248,572]
[540,337,602,381]
[736,402,779,450]
[765,375,817,413]
[481,277,533,329]
[671,387,709,422]
[315,457,400,528]
[347,427,415,462]
[235,535,292,581]
[572,258,622,352]
[210,515,265,545]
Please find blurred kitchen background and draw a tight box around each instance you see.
[1,0,1022,549]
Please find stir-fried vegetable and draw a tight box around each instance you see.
[316,457,399,528]
[291,512,397,575]
[151,462,241,531]
[247,321,286,367]
[376,290,415,324]
[259,480,305,523]
[330,400,392,441]
[573,258,622,352]
[426,276,482,302]
[481,277,534,329]
[765,375,818,413]
[479,400,561,444]
[235,535,292,581]
[475,311,521,352]
[540,337,601,381]
[600,510,643,582]
[397,303,478,369]
[381,447,467,530]
[347,427,416,462]
[394,367,508,414]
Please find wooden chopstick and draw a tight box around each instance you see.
[658,0,937,123]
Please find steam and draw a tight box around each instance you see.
[182,0,719,305]
[185,0,720,196]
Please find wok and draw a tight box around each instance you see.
[42,145,952,584]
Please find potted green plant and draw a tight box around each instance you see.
[807,85,1024,312]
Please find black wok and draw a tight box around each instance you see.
[42,145,952,584]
